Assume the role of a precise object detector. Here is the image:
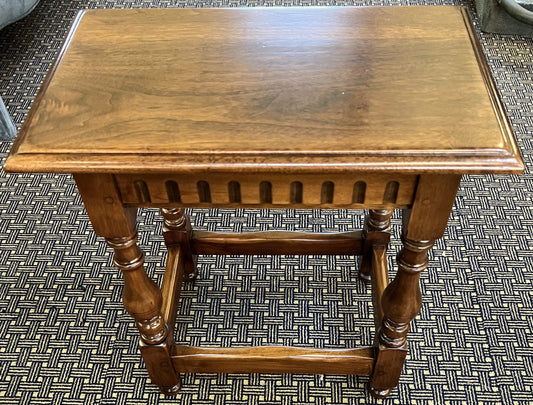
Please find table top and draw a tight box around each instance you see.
[5,6,523,174]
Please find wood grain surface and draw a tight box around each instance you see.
[5,7,523,173]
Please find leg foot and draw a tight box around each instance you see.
[369,385,392,399]
[358,265,372,283]
[161,377,182,396]
[140,339,182,395]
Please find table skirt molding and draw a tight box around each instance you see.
[114,172,419,209]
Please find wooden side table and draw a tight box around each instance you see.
[5,7,523,398]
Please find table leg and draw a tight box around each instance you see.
[106,233,182,395]
[106,233,167,344]
[369,235,434,398]
[368,174,461,398]
[358,209,393,282]
[74,174,182,395]
[161,208,198,282]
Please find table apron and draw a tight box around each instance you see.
[114,173,419,209]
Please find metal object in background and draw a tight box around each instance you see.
[476,0,533,35]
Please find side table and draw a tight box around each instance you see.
[5,7,523,398]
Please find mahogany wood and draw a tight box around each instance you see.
[190,230,363,256]
[172,345,375,375]
[4,6,524,400]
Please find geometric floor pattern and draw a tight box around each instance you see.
[1,0,533,404]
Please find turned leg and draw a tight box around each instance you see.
[161,208,198,282]
[369,235,434,398]
[358,209,393,282]
[106,232,182,395]
[106,233,167,344]
[367,174,461,398]
[74,174,182,396]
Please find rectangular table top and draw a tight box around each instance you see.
[5,6,523,174]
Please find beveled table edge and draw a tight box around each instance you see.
[4,6,525,176]
[3,151,525,174]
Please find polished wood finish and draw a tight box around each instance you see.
[139,341,182,396]
[161,208,198,281]
[5,7,523,175]
[115,173,418,209]
[191,230,363,256]
[160,245,184,329]
[370,237,435,398]
[404,174,463,240]
[105,233,168,345]
[73,173,181,394]
[371,246,390,327]
[5,6,524,400]
[367,174,463,396]
[172,346,374,375]
[358,209,393,282]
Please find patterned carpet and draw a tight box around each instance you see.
[1,0,532,404]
